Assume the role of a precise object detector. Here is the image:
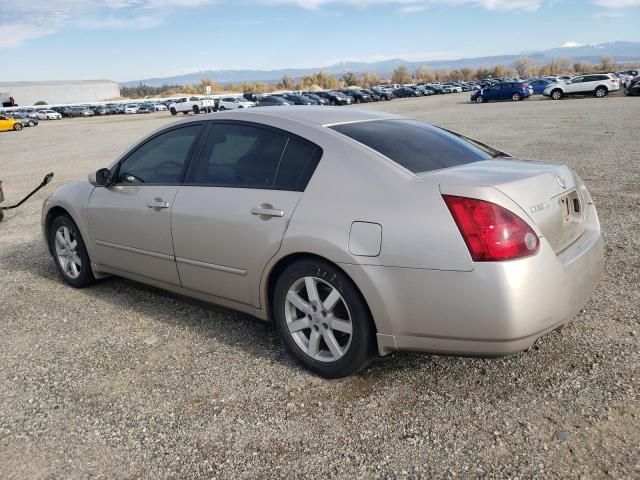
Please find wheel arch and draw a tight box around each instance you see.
[263,252,378,335]
[44,206,74,255]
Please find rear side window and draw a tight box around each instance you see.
[190,123,321,191]
[330,120,491,174]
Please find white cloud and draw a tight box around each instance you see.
[399,4,428,13]
[594,0,640,7]
[257,0,543,10]
[0,0,576,49]
[561,41,585,48]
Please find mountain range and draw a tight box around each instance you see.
[121,41,640,87]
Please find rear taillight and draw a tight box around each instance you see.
[443,195,539,262]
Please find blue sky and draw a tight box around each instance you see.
[1,0,639,82]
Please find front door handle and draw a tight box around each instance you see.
[251,205,284,217]
[147,200,170,209]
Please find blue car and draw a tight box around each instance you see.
[528,79,553,95]
[471,82,532,103]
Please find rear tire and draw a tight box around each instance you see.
[273,259,376,378]
[512,93,521,101]
[28,121,35,127]
[193,105,200,114]
[13,123,22,131]
[551,89,563,100]
[49,215,95,288]
[594,86,608,98]
[170,107,177,115]
[219,106,226,111]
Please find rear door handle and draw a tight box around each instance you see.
[147,200,170,209]
[251,206,284,217]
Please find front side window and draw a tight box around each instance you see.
[117,125,204,184]
[330,119,491,174]
[190,123,321,191]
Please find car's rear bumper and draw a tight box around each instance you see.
[340,205,604,357]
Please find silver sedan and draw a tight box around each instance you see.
[42,108,604,377]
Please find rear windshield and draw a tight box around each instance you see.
[330,119,491,173]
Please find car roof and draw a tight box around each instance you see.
[196,106,400,127]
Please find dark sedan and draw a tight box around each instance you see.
[314,91,352,106]
[393,87,419,98]
[255,96,292,107]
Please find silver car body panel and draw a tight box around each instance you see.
[42,107,604,357]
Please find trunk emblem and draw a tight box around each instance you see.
[556,176,567,189]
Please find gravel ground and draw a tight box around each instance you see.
[0,93,638,479]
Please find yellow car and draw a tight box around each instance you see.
[0,115,23,132]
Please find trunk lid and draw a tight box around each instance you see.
[423,159,589,254]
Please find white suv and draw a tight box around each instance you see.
[169,96,216,115]
[217,97,255,110]
[544,74,620,100]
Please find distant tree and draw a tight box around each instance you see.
[414,66,435,83]
[450,69,462,80]
[491,64,509,78]
[556,57,574,74]
[573,61,594,74]
[475,67,491,79]
[460,68,474,81]
[298,71,339,90]
[200,78,223,93]
[513,57,537,77]
[359,71,380,88]
[600,55,615,72]
[340,72,359,87]
[279,75,295,90]
[391,65,412,84]
[33,100,48,105]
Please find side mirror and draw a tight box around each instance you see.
[93,168,112,187]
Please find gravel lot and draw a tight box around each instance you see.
[1,93,638,479]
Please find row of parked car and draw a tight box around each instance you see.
[0,102,171,124]
[165,82,487,115]
[469,70,640,103]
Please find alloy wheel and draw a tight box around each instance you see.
[54,225,82,279]
[284,276,353,362]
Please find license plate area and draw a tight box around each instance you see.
[559,191,582,228]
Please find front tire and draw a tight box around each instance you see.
[594,87,608,98]
[49,215,95,288]
[273,259,376,378]
[475,95,485,103]
[193,105,200,114]
[170,107,177,115]
[551,89,563,100]
[13,123,23,131]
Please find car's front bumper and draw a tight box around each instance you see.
[340,204,604,357]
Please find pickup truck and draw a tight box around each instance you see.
[168,96,217,115]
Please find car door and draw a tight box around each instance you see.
[565,76,585,94]
[171,121,322,308]
[0,115,12,131]
[484,85,498,100]
[87,123,206,285]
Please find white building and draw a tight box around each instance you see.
[0,80,120,106]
